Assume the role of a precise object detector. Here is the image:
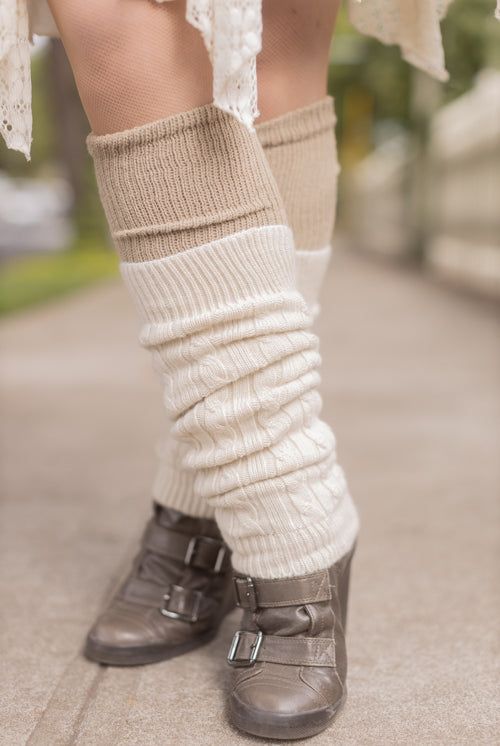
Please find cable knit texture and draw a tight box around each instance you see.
[152,244,331,517]
[88,105,358,577]
[120,226,359,578]
[153,99,337,513]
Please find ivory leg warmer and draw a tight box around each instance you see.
[88,105,358,578]
[120,227,358,578]
[154,98,340,512]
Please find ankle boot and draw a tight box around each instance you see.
[227,546,355,740]
[84,504,235,665]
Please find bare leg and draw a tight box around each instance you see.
[46,0,213,134]
[47,0,347,528]
[47,0,341,131]
[47,9,358,740]
[258,0,342,121]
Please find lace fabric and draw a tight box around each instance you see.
[348,0,454,81]
[0,0,31,158]
[185,0,261,130]
[3,0,500,157]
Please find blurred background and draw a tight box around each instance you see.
[2,6,499,743]
[0,0,499,315]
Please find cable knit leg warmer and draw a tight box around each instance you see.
[120,227,358,578]
[87,104,358,579]
[153,97,340,513]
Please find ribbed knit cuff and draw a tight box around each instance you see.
[86,104,233,156]
[120,225,300,327]
[256,97,340,254]
[87,104,287,262]
[256,96,336,148]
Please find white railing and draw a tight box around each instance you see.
[343,69,500,299]
[425,69,500,298]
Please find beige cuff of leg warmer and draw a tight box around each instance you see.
[87,103,287,262]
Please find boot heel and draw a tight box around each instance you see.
[338,542,356,631]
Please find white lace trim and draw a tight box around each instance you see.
[185,0,261,130]
[348,0,455,82]
[3,0,500,157]
[157,0,262,128]
[0,0,32,158]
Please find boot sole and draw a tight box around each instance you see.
[84,627,218,666]
[230,689,347,741]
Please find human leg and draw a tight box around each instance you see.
[210,5,358,737]
[153,0,344,510]
[45,0,213,134]
[48,0,358,737]
[46,0,243,665]
[153,95,341,513]
[257,0,342,316]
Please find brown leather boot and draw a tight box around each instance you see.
[227,546,355,740]
[84,504,235,665]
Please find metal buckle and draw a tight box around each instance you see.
[227,630,263,667]
[184,535,227,573]
[234,576,258,611]
[160,584,202,623]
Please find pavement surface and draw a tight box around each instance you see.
[1,247,499,745]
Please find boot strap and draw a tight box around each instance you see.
[143,521,229,573]
[227,630,336,668]
[233,571,331,611]
[121,577,216,622]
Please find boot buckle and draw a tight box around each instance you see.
[233,576,258,611]
[184,535,227,573]
[227,630,263,667]
[160,584,203,623]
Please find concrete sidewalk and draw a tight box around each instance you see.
[1,247,499,745]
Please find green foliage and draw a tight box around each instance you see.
[329,36,411,152]
[329,0,500,159]
[73,154,109,242]
[441,0,500,101]
[0,241,119,316]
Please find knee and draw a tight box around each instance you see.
[47,0,133,99]
[48,0,117,61]
[46,0,213,131]
[257,0,341,120]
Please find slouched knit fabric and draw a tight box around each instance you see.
[87,105,358,578]
[151,243,332,517]
[152,97,338,515]
[120,226,358,578]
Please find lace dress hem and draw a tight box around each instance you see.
[2,0,499,158]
